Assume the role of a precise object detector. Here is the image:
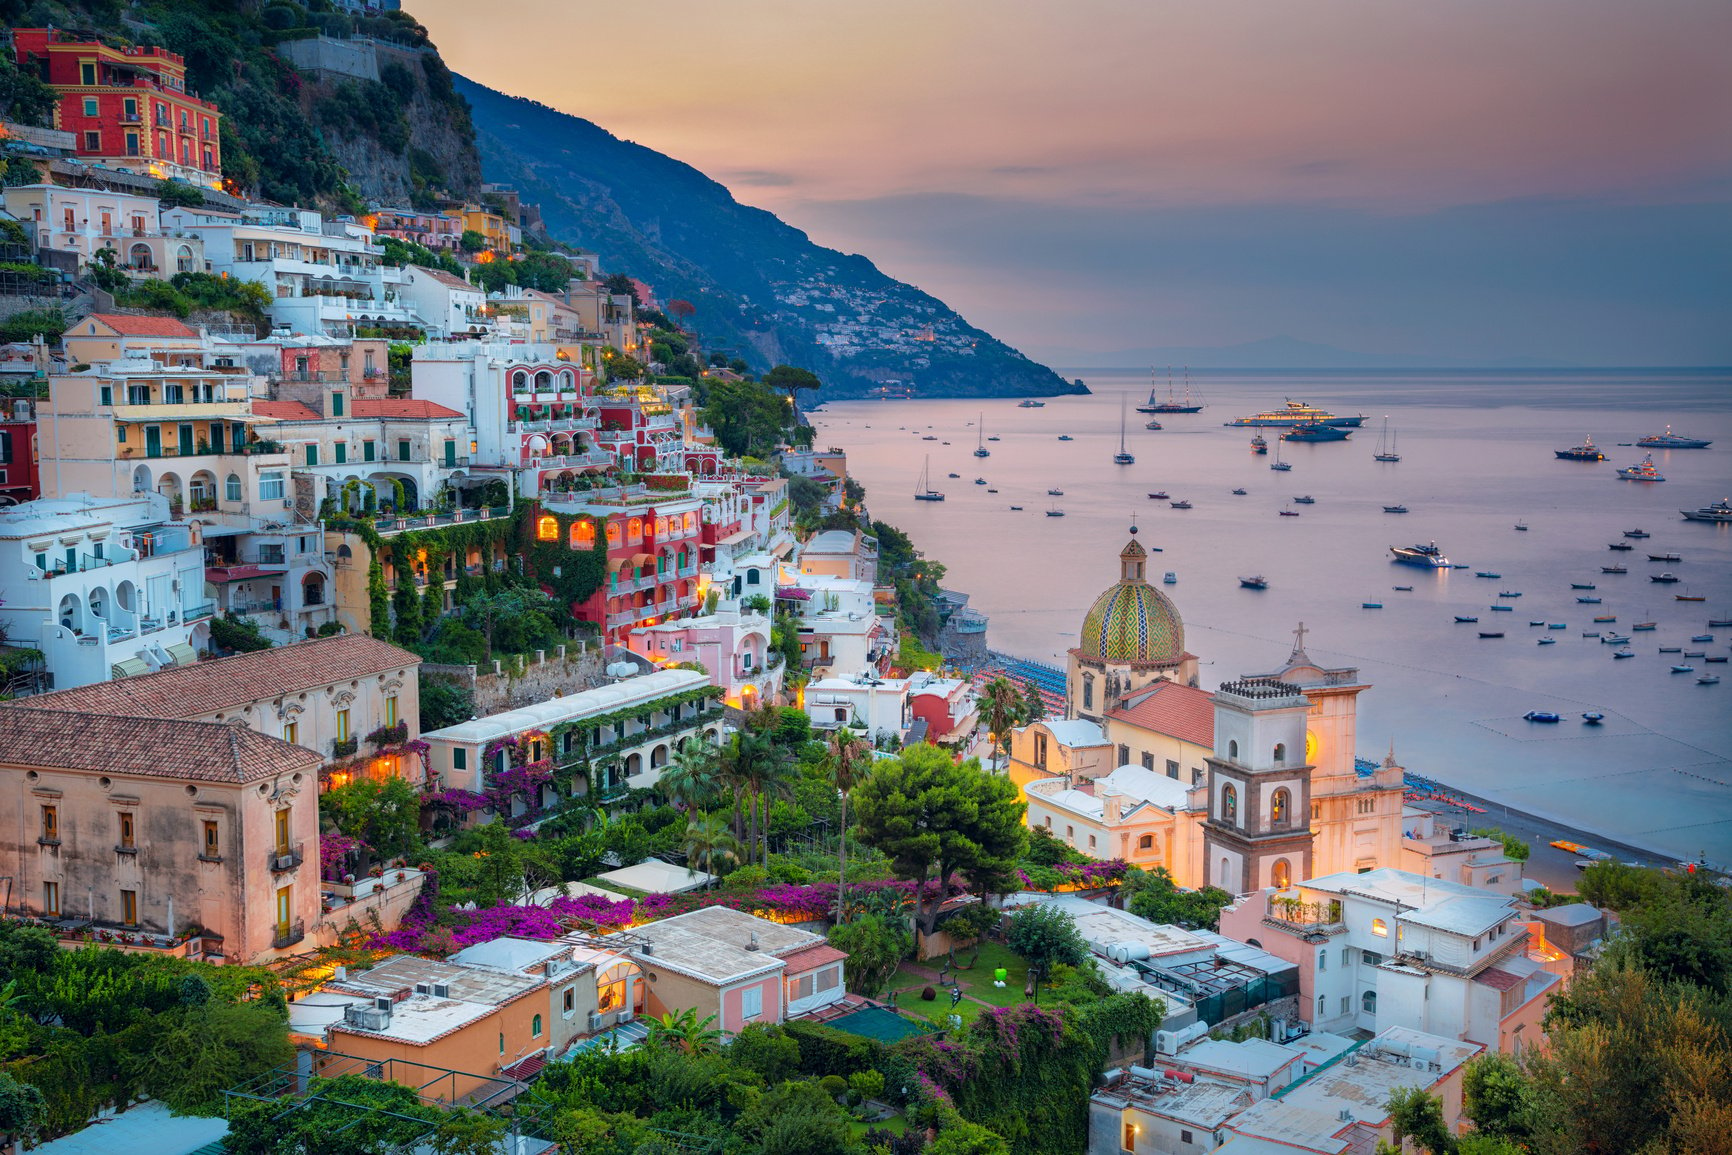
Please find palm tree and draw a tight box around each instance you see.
[658,740,722,810]
[825,728,871,922]
[682,812,740,886]
[981,677,1025,773]
[723,728,787,865]
[645,1008,722,1056]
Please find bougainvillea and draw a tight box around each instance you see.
[1015,860,1128,892]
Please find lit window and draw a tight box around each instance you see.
[336,709,351,741]
[537,515,559,541]
[1371,918,1389,938]
[597,980,625,1012]
[385,696,399,727]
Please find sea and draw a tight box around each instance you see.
[812,369,1732,866]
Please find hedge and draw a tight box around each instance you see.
[782,1018,887,1078]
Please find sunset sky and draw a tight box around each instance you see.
[414,0,1731,365]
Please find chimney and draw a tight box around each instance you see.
[746,931,760,952]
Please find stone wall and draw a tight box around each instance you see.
[423,643,609,716]
[278,35,382,82]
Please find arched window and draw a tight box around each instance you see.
[684,511,696,531]
[224,473,241,502]
[534,370,553,390]
[536,515,559,541]
[1361,991,1377,1015]
[176,244,194,273]
[1271,858,1291,888]
[1227,739,1239,760]
[654,516,668,536]
[746,569,760,585]
[1272,742,1286,765]
[627,517,642,542]
[559,369,574,390]
[1137,834,1154,850]
[1271,788,1291,828]
[570,521,595,550]
[1371,918,1389,938]
[532,1013,543,1037]
[1317,995,1326,1016]
[129,242,151,269]
[1222,784,1238,824]
[1082,675,1094,711]
[606,522,621,547]
[511,370,528,392]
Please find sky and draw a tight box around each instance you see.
[415,0,1732,366]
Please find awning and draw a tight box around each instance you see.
[111,657,149,679]
[167,643,197,667]
[112,404,265,422]
[206,564,285,584]
[716,529,753,547]
[772,541,794,558]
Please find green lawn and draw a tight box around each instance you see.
[849,1115,909,1138]
[887,941,1034,1026]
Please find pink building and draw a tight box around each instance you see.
[627,607,784,710]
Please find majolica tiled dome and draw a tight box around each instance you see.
[1078,539,1185,665]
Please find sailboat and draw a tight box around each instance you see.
[1374,416,1401,462]
[973,413,990,458]
[1270,435,1292,471]
[914,456,945,501]
[1137,367,1205,414]
[1114,396,1135,464]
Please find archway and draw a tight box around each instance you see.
[128,242,152,270]
[57,591,86,635]
[1271,858,1292,889]
[302,571,326,608]
[624,752,643,778]
[650,744,669,769]
[131,464,151,494]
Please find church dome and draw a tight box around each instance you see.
[1077,538,1186,666]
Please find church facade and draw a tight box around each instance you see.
[1009,536,1404,892]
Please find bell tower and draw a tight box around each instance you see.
[1202,678,1316,894]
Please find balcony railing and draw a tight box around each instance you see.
[183,601,215,622]
[1263,896,1344,932]
[332,737,358,759]
[271,919,306,950]
[268,843,304,873]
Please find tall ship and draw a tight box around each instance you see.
[1391,541,1451,568]
[1137,368,1204,414]
[914,456,945,501]
[1638,426,1712,449]
[1682,498,1732,523]
[1373,416,1401,462]
[1554,435,1607,461]
[1616,453,1665,482]
[1226,399,1365,428]
[1113,396,1135,465]
[1281,422,1352,443]
[973,413,991,458]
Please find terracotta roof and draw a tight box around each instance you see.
[409,265,478,291]
[1473,967,1525,991]
[206,563,286,584]
[350,398,465,420]
[253,400,321,421]
[0,708,320,783]
[777,943,849,972]
[82,313,199,338]
[1105,680,1215,747]
[11,634,419,718]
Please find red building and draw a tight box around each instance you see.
[0,403,39,506]
[534,490,705,644]
[12,30,222,186]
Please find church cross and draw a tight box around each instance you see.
[1290,621,1309,658]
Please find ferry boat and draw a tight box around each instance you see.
[1554,436,1607,461]
[1226,399,1366,428]
[1617,453,1664,482]
[1018,399,1045,408]
[1138,368,1205,414]
[1239,575,1269,590]
[1250,434,1268,455]
[914,457,945,502]
[1281,422,1353,443]
[1681,498,1732,523]
[1392,542,1451,568]
[1638,426,1711,449]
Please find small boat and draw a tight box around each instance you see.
[1671,664,1695,674]
[1514,521,1529,532]
[1271,460,1293,472]
[1570,583,1596,590]
[1651,573,1680,584]
[1710,619,1732,628]
[1232,488,1247,495]
[1292,495,1316,504]
[1624,529,1651,538]
[1270,438,1292,471]
[1578,596,1602,604]
[1145,420,1163,430]
[1524,710,1560,722]
[1240,575,1269,590]
[1659,646,1682,653]
[974,413,991,457]
[986,488,998,493]
[1601,634,1630,644]
[1170,499,1193,510]
[1601,565,1627,574]
[1555,436,1607,461]
[1455,616,1480,624]
[987,435,1000,441]
[1700,675,1722,685]
[1489,605,1514,612]
[1648,553,1682,562]
[1250,434,1268,455]
[1685,651,1706,659]
[1113,397,1135,464]
[1363,602,1384,609]
[1617,453,1665,482]
[1018,399,1045,408]
[1149,490,1170,500]
[1632,622,1657,631]
[1676,593,1706,602]
[1681,498,1732,523]
[1499,590,1523,598]
[1384,504,1409,514]
[1279,509,1301,517]
[914,456,945,502]
[1609,542,1634,551]
[921,435,937,441]
[974,478,987,486]
[1479,631,1505,639]
[1046,507,1065,517]
[1692,634,1715,643]
[1638,426,1712,450]
[1530,620,1547,626]
[1009,505,1023,511]
[1583,712,1605,723]
[1594,615,1616,622]
[1548,623,1566,629]
[1583,631,1601,637]
[1705,655,1728,663]
[1057,435,1073,441]
[947,472,961,478]
[1373,416,1401,462]
[1394,585,1415,592]
[1163,572,1177,584]
[1283,422,1353,443]
[1613,649,1635,659]
[1538,636,1557,645]
[1475,571,1501,579]
[1048,488,1065,496]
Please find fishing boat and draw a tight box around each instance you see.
[1514,521,1529,531]
[1700,675,1722,685]
[1602,565,1627,574]
[1624,529,1650,538]
[1292,495,1316,505]
[914,457,945,502]
[1148,490,1169,500]
[1538,636,1557,645]
[1651,573,1681,584]
[1638,425,1712,449]
[1455,616,1480,624]
[1681,498,1732,523]
[1145,420,1163,430]
[1475,571,1501,579]
[1617,453,1665,482]
[1279,509,1301,517]
[1226,399,1365,428]
[1048,488,1065,496]
[1479,631,1504,639]
[1608,542,1634,551]
[1648,552,1681,562]
[1232,488,1248,495]
[1394,585,1415,591]
[1583,712,1605,723]
[1113,397,1135,465]
[1383,505,1409,513]
[1239,575,1269,590]
[1250,434,1268,455]
[1571,583,1596,590]
[1282,422,1353,443]
[973,414,991,457]
[1163,572,1177,584]
[1170,500,1193,510]
[1677,592,1706,602]
[1499,590,1522,597]
[1363,602,1384,609]
[1578,596,1603,603]
[1392,542,1451,568]
[1138,367,1205,414]
[1554,436,1607,461]
[1524,711,1560,722]
[1632,622,1657,631]
[1372,416,1401,462]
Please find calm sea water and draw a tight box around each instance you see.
[813,369,1732,865]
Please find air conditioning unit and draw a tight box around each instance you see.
[414,983,430,995]
[274,854,297,871]
[618,1010,633,1024]
[431,983,449,998]
[588,1011,603,1032]
[374,996,393,1012]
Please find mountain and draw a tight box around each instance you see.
[455,77,1078,400]
[1035,335,1580,370]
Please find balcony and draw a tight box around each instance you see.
[332,737,358,759]
[271,919,306,950]
[1262,895,1344,933]
[371,506,512,537]
[183,601,215,622]
[268,843,304,873]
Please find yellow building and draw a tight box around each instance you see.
[459,206,511,253]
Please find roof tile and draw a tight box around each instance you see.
[253,400,321,420]
[0,708,320,783]
[1106,680,1215,747]
[350,398,465,420]
[82,313,199,338]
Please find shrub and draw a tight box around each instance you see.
[850,1069,886,1103]
[820,1074,849,1100]
[782,1019,886,1077]
[921,985,937,1001]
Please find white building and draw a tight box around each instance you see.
[1,183,202,277]
[397,265,486,339]
[804,672,910,742]
[1401,809,1526,895]
[0,493,208,689]
[783,572,890,677]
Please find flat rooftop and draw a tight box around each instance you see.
[611,906,824,984]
